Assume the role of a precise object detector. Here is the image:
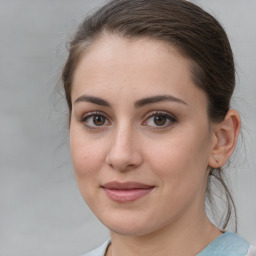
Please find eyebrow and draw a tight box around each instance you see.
[134,95,187,107]
[74,95,110,107]
[74,94,187,107]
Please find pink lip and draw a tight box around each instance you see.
[101,182,155,203]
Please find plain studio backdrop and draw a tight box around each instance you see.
[0,0,255,255]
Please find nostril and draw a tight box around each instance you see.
[105,150,143,171]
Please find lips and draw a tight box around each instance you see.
[101,181,155,203]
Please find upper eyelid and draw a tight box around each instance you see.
[143,110,177,120]
[81,111,110,120]
[80,112,111,129]
[141,111,177,128]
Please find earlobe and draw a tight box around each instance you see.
[208,109,241,168]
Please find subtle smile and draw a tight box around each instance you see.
[101,182,155,203]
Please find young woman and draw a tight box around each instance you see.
[61,0,256,255]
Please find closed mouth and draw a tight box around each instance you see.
[101,181,155,203]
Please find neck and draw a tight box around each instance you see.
[107,214,221,256]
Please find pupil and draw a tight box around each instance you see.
[154,115,166,126]
[93,115,105,126]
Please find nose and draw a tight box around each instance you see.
[105,125,143,172]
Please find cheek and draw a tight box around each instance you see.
[146,127,210,193]
[70,130,107,207]
[70,127,106,182]
[149,134,209,171]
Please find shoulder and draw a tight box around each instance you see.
[80,235,256,256]
[198,232,255,256]
[81,240,111,256]
[247,245,256,256]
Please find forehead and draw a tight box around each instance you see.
[74,33,190,78]
[71,33,207,109]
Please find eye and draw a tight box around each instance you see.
[81,112,110,129]
[143,112,177,128]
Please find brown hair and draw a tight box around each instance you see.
[62,0,237,230]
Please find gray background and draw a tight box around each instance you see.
[0,0,255,255]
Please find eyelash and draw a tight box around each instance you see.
[80,111,177,130]
[80,112,111,130]
[142,111,177,128]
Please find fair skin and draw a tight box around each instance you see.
[69,34,240,256]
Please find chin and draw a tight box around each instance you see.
[109,225,151,237]
[99,213,161,237]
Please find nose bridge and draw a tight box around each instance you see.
[115,121,133,149]
[106,120,142,171]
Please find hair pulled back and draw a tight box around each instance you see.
[62,0,237,230]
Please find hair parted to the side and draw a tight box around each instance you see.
[62,0,237,230]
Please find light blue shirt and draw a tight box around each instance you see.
[198,232,250,256]
[83,232,254,256]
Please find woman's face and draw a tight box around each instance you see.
[70,34,215,236]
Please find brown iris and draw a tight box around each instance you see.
[154,115,167,126]
[93,115,105,126]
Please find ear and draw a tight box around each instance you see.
[208,109,241,168]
